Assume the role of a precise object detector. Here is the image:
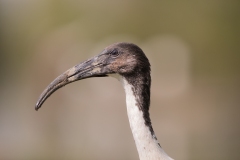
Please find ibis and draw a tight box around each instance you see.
[35,42,173,160]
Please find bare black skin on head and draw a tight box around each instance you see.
[35,42,156,137]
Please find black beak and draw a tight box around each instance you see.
[35,53,112,111]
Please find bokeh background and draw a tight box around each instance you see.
[0,1,239,160]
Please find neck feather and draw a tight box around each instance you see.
[120,77,173,160]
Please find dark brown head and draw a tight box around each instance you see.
[35,42,151,110]
[102,42,150,75]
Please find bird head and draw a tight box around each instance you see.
[35,42,150,110]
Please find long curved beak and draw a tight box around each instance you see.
[35,53,112,111]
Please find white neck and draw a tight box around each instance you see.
[112,75,173,160]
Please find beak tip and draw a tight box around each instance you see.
[35,103,41,111]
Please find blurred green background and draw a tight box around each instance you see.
[0,0,239,160]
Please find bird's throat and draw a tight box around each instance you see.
[120,77,172,160]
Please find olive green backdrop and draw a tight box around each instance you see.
[0,1,239,160]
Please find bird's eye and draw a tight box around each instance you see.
[110,49,119,57]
